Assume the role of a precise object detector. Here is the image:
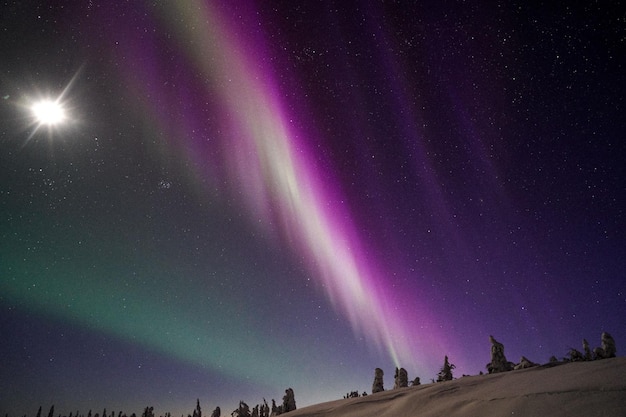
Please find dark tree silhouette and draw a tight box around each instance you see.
[583,339,592,360]
[192,400,201,417]
[487,335,514,373]
[437,356,455,382]
[141,407,153,417]
[394,367,408,388]
[372,368,384,393]
[594,332,617,359]
[259,400,269,417]
[232,401,250,417]
[282,388,296,413]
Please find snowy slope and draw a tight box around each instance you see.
[284,357,626,417]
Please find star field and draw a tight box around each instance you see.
[1,1,625,416]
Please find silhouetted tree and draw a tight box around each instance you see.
[394,367,408,388]
[583,339,592,360]
[259,400,269,417]
[372,368,384,393]
[437,356,455,382]
[282,388,296,413]
[513,356,538,370]
[209,407,220,417]
[36,407,42,417]
[233,401,250,417]
[594,332,617,359]
[568,347,585,362]
[410,376,421,386]
[47,406,55,417]
[487,335,514,373]
[192,400,201,417]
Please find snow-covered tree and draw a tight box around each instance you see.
[437,356,455,382]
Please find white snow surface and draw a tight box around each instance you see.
[283,357,626,417]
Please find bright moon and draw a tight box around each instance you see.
[32,99,67,125]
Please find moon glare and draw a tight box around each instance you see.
[32,99,67,125]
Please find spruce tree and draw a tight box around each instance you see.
[437,355,455,382]
[192,400,201,417]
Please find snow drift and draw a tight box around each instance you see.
[286,357,626,417]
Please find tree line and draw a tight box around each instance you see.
[8,332,617,417]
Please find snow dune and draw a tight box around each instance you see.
[286,357,626,417]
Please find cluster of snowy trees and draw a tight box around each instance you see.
[21,389,296,417]
[566,332,617,362]
[369,365,425,394]
[486,332,617,374]
[23,405,155,417]
[229,389,296,417]
[368,331,618,394]
[26,405,146,417]
[168,390,295,417]
[23,402,212,417]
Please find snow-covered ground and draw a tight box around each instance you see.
[284,357,626,417]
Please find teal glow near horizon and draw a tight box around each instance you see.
[0,225,299,389]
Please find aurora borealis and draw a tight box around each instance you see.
[1,1,624,416]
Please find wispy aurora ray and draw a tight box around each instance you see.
[147,2,428,368]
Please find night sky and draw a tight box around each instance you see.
[1,1,625,416]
